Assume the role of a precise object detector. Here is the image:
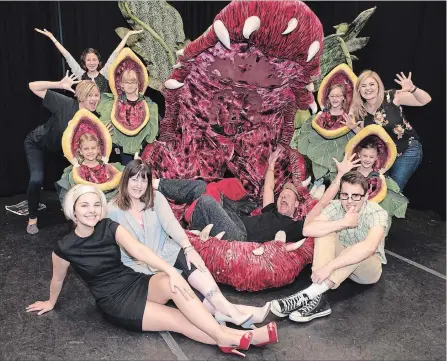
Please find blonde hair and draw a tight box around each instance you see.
[75,133,102,164]
[325,84,347,111]
[63,184,107,223]
[75,80,99,103]
[350,70,385,121]
[121,70,139,96]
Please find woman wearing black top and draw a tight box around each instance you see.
[25,185,278,356]
[26,73,100,234]
[347,70,431,191]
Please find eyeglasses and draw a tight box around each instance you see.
[339,193,365,201]
[329,95,344,99]
[122,81,138,85]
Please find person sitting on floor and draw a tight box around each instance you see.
[270,169,388,323]
[107,159,271,328]
[152,147,305,242]
[26,184,278,357]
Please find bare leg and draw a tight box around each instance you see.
[203,299,271,326]
[143,273,249,347]
[187,269,252,324]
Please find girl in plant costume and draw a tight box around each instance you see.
[26,75,99,234]
[26,184,278,357]
[108,160,272,329]
[346,70,432,190]
[72,133,111,184]
[34,28,143,93]
[96,48,158,165]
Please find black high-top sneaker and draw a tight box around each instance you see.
[288,293,331,322]
[271,292,310,317]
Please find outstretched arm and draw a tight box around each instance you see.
[393,72,432,107]
[26,252,70,315]
[263,147,283,208]
[35,28,85,79]
[29,71,80,99]
[100,30,144,78]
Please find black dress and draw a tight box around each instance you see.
[54,218,152,331]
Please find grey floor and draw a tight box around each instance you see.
[1,191,445,360]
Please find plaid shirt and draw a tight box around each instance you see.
[321,200,389,264]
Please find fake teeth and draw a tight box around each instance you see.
[282,18,298,35]
[176,48,184,56]
[164,79,184,89]
[306,41,320,62]
[243,16,261,39]
[213,20,231,50]
[309,101,318,114]
[305,83,315,92]
[172,62,182,69]
[215,231,225,240]
[301,176,312,187]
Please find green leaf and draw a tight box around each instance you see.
[346,37,370,53]
[294,109,311,129]
[379,185,409,219]
[385,176,401,193]
[291,117,354,181]
[117,0,188,91]
[341,7,377,43]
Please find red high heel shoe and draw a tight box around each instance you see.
[252,322,278,347]
[219,332,253,357]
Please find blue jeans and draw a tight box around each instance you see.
[387,140,423,191]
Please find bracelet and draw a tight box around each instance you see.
[183,245,193,254]
[410,86,418,93]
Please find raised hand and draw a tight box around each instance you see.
[268,147,283,168]
[333,153,361,176]
[60,71,81,94]
[26,300,54,315]
[35,28,55,41]
[343,206,359,228]
[340,112,362,130]
[395,72,414,93]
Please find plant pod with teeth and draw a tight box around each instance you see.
[312,64,357,139]
[108,47,150,136]
[345,124,397,203]
[61,109,122,191]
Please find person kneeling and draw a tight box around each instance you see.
[271,171,388,322]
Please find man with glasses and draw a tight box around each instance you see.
[271,164,388,322]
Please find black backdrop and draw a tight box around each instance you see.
[0,1,445,219]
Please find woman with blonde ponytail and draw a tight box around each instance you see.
[343,70,431,191]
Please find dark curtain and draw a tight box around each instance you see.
[1,1,445,219]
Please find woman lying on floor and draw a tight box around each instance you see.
[26,184,277,357]
[107,159,271,328]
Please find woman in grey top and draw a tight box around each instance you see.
[35,28,142,93]
[108,160,271,329]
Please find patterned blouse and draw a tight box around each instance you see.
[363,89,420,156]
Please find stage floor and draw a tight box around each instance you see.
[1,191,445,360]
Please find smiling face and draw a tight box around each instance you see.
[359,76,379,102]
[358,147,378,170]
[327,86,345,110]
[84,52,100,73]
[79,86,100,112]
[127,172,149,201]
[120,70,139,97]
[276,188,299,217]
[79,139,100,162]
[74,192,102,227]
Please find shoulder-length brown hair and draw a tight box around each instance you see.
[350,70,385,121]
[114,159,154,211]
